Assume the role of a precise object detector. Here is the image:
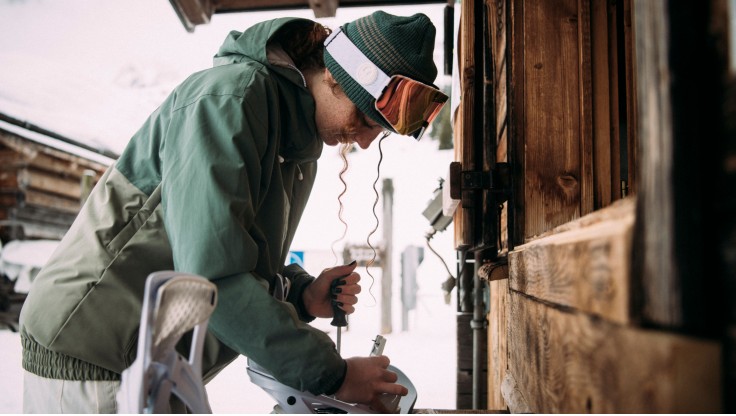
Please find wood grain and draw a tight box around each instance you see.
[508,292,722,413]
[509,196,634,323]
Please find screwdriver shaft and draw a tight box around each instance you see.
[336,327,342,354]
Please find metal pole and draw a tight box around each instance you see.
[381,179,394,334]
[472,251,486,410]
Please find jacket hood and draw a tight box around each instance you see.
[214,17,313,69]
[214,17,323,163]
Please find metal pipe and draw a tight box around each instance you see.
[472,250,486,410]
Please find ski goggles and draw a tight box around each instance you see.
[325,28,448,140]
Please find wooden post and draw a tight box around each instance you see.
[80,169,96,206]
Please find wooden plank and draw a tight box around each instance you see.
[24,189,81,214]
[489,0,509,254]
[535,194,635,238]
[214,0,446,13]
[577,0,595,217]
[453,0,478,249]
[508,292,722,413]
[0,132,108,174]
[509,195,634,323]
[491,0,507,73]
[19,168,83,200]
[591,0,613,208]
[487,278,509,409]
[509,0,526,247]
[10,150,101,180]
[307,0,337,17]
[1,219,68,241]
[0,171,19,189]
[500,372,531,413]
[0,192,20,207]
[631,0,679,325]
[623,0,637,196]
[606,0,622,201]
[522,0,584,238]
[11,204,78,227]
[490,0,508,147]
[0,189,79,213]
[496,61,508,150]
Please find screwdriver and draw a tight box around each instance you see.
[330,278,348,353]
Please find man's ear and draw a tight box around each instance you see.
[324,68,336,83]
[323,68,343,96]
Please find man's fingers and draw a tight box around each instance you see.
[379,382,408,396]
[332,261,358,275]
[333,280,361,296]
[381,369,399,383]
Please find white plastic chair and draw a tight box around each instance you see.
[117,271,217,413]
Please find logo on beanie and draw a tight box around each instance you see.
[355,62,378,86]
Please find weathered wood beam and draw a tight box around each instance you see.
[509,196,635,324]
[18,168,84,200]
[631,0,679,328]
[508,292,721,413]
[500,372,531,413]
[168,0,212,32]
[212,0,447,16]
[453,0,477,250]
[24,190,81,214]
[307,0,338,17]
[0,133,109,175]
[487,278,509,410]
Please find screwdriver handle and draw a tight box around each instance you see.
[330,278,347,327]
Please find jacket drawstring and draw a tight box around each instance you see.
[278,155,304,181]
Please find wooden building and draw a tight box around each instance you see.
[449,0,732,412]
[172,0,735,411]
[0,115,113,244]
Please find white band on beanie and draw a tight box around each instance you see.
[325,28,391,99]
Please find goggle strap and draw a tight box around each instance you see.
[324,28,390,100]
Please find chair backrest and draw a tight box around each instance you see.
[117,271,217,414]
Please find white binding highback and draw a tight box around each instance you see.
[117,271,217,413]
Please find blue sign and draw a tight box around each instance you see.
[287,251,304,267]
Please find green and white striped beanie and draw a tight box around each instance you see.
[324,11,439,133]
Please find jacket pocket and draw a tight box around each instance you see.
[106,184,162,255]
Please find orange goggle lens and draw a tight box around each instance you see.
[375,75,449,139]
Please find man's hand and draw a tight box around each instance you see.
[302,261,361,318]
[335,356,408,411]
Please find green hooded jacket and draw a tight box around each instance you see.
[19,17,346,395]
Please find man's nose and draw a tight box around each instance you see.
[355,130,375,149]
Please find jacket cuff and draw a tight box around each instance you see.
[322,359,348,396]
[282,263,316,322]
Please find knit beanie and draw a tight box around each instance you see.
[324,11,439,133]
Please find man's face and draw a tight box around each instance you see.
[313,69,387,150]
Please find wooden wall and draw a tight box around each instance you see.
[450,0,728,412]
[0,129,108,243]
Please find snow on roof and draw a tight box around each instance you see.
[0,119,116,166]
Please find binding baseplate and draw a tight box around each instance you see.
[247,335,417,414]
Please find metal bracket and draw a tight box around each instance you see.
[448,161,511,202]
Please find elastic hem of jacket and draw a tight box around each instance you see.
[321,359,348,396]
[21,335,120,381]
